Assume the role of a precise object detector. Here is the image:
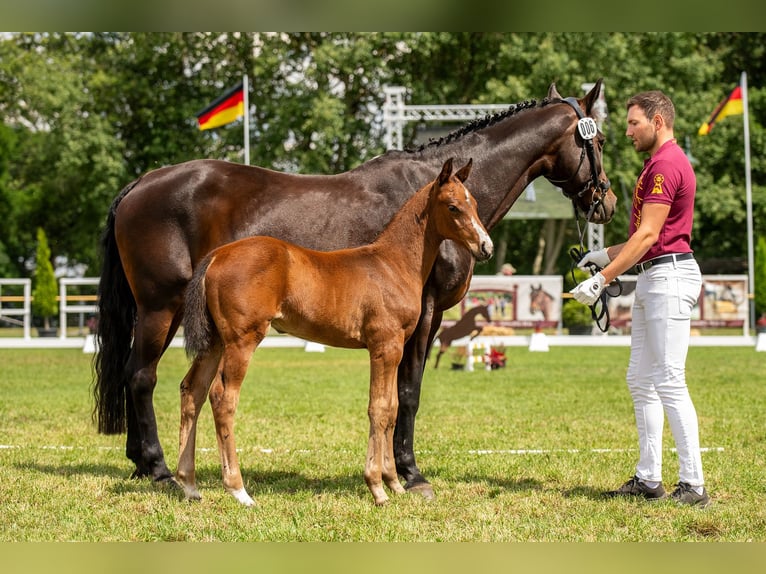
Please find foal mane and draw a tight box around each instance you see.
[410,97,555,153]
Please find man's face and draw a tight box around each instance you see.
[625,105,657,154]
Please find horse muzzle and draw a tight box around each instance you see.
[587,185,617,224]
[475,238,494,262]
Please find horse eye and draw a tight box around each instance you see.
[448,205,459,213]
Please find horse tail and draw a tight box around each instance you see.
[92,179,140,435]
[183,255,215,358]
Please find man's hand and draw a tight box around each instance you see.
[577,248,611,270]
[570,272,606,306]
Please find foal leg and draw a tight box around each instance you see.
[366,341,407,506]
[209,336,260,507]
[176,350,221,501]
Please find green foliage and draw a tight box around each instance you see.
[31,228,58,327]
[1,33,765,279]
[562,299,593,328]
[561,257,594,328]
[755,235,766,319]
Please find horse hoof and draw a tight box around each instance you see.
[405,481,435,501]
[230,487,255,507]
[129,467,150,480]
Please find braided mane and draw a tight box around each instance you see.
[410,97,555,152]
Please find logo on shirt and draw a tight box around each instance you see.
[651,174,665,195]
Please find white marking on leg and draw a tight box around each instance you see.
[230,487,255,507]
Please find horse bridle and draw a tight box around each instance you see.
[546,97,611,223]
[551,97,620,333]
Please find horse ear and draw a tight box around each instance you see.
[548,82,562,100]
[582,78,604,115]
[455,158,472,183]
[438,157,454,187]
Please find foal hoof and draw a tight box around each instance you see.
[155,476,185,499]
[405,481,435,501]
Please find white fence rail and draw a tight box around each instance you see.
[58,277,99,340]
[0,278,32,339]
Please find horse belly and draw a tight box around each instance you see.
[271,315,366,350]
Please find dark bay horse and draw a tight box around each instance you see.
[433,305,491,369]
[93,80,616,498]
[178,159,492,506]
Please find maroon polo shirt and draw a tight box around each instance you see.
[629,139,696,263]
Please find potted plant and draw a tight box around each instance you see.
[562,300,593,335]
[32,228,58,337]
[562,264,593,335]
[754,236,766,334]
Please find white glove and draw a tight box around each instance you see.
[570,272,606,306]
[577,248,610,270]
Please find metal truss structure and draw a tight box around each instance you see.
[381,86,605,251]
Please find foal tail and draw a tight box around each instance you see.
[92,180,140,435]
[183,255,215,358]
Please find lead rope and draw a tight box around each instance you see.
[568,205,622,333]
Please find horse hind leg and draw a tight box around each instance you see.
[209,334,263,507]
[125,307,180,484]
[176,349,222,501]
[433,343,447,369]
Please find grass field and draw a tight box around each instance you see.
[1,345,765,542]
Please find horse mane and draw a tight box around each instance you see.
[409,97,555,153]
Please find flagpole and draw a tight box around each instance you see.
[742,71,755,333]
[243,73,250,165]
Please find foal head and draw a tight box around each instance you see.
[431,158,493,261]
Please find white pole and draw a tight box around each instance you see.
[742,71,755,333]
[243,73,250,165]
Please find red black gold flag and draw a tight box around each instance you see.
[698,84,744,135]
[196,82,244,130]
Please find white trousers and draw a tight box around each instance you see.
[626,257,704,486]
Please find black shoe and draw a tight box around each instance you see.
[604,475,667,500]
[670,482,711,508]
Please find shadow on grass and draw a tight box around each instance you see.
[562,485,609,500]
[427,466,545,494]
[15,461,131,479]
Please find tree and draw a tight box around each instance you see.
[755,235,766,320]
[32,228,58,331]
[1,32,764,281]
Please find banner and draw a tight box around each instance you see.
[443,275,563,329]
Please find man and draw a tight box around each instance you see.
[570,90,710,507]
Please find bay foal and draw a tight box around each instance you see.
[178,158,493,506]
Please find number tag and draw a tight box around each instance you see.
[577,117,598,140]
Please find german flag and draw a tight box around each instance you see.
[196,82,244,131]
[698,83,744,135]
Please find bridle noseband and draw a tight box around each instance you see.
[546,97,611,222]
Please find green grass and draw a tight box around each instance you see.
[1,346,765,541]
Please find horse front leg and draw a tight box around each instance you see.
[366,340,407,506]
[394,296,440,499]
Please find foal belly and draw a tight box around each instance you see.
[270,317,367,350]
